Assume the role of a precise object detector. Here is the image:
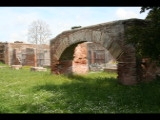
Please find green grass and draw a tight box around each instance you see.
[0,65,160,113]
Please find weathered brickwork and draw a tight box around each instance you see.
[50,18,147,85]
[87,42,115,71]
[23,48,36,66]
[0,42,50,67]
[0,42,8,64]
[138,58,160,82]
[72,43,88,74]
[51,42,88,74]
[117,44,137,85]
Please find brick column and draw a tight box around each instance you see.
[33,48,37,67]
[117,45,137,85]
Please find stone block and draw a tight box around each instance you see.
[30,67,47,72]
[11,65,22,70]
[0,66,6,68]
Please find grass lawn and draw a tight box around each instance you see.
[0,64,160,113]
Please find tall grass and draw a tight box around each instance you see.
[0,65,160,113]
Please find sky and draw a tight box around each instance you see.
[0,7,149,43]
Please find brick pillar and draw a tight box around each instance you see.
[33,48,37,67]
[25,48,36,66]
[91,51,94,64]
[5,44,8,65]
[13,48,20,65]
[117,45,137,85]
[51,61,59,74]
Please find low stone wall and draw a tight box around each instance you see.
[0,66,7,68]
[30,67,47,72]
[11,65,22,70]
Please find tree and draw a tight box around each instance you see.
[27,20,52,67]
[126,7,160,61]
[125,7,160,81]
[28,19,52,45]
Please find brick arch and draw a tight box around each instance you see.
[50,19,146,85]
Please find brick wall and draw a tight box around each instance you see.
[87,42,116,71]
[0,43,5,63]
[23,48,36,66]
[72,43,88,74]
[52,42,88,74]
[0,42,50,66]
[52,42,116,74]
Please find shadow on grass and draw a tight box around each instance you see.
[19,74,160,113]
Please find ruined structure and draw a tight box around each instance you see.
[87,42,116,71]
[0,42,7,64]
[60,42,116,74]
[50,18,147,85]
[0,41,114,70]
[0,41,50,67]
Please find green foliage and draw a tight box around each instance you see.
[22,66,31,69]
[0,62,4,65]
[126,7,160,61]
[0,67,160,113]
[0,62,9,67]
[140,6,160,14]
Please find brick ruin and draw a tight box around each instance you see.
[0,41,50,67]
[1,18,157,85]
[50,18,149,85]
[87,42,116,71]
[0,41,115,70]
[0,42,7,64]
[56,42,116,74]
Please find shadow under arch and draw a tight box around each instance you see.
[56,41,88,74]
[57,41,117,75]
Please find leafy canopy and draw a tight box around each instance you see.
[126,7,160,60]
